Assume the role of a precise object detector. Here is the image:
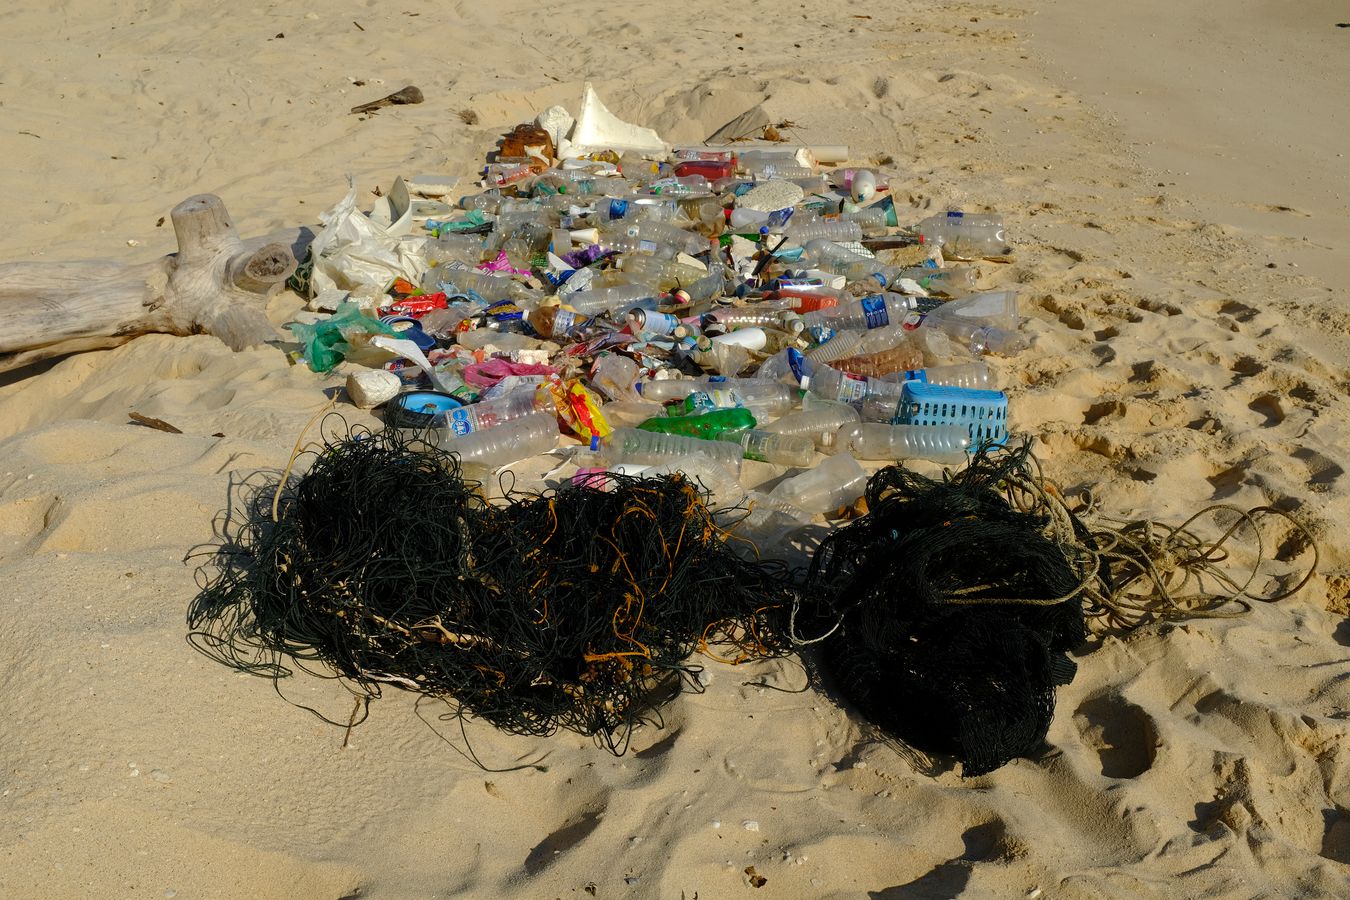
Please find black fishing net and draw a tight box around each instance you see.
[799,444,1094,775]
[188,424,797,754]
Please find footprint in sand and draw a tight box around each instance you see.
[1073,691,1158,779]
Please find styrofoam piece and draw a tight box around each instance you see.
[368,176,414,236]
[536,105,575,148]
[737,180,805,213]
[346,369,402,409]
[407,174,460,197]
[566,83,668,157]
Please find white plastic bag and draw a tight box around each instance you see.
[307,181,426,297]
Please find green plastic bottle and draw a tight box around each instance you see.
[636,408,757,439]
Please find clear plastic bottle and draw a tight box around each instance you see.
[801,292,928,332]
[786,219,864,245]
[912,212,1010,259]
[841,205,889,236]
[763,403,860,448]
[617,255,709,290]
[742,161,816,180]
[439,410,557,468]
[564,283,657,317]
[639,456,746,506]
[883,361,992,390]
[604,220,708,257]
[803,239,881,282]
[442,390,543,437]
[708,307,787,329]
[805,365,906,420]
[718,429,815,467]
[768,451,869,515]
[917,290,1027,356]
[591,428,744,473]
[806,330,866,364]
[635,378,796,416]
[455,329,545,352]
[834,423,970,464]
[893,266,978,296]
[426,266,532,303]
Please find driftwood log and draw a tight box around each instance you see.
[0,194,301,374]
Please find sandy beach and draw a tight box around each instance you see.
[2,1,1348,897]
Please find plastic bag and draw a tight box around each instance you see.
[307,183,427,297]
[288,302,397,373]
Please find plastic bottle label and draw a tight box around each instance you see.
[860,295,890,329]
[786,348,811,384]
[902,369,928,383]
[901,312,926,331]
[553,309,577,335]
[835,373,868,403]
[767,207,796,228]
[448,408,476,436]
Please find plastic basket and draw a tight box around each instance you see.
[895,381,1008,448]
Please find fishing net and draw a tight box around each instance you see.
[796,444,1096,775]
[187,423,797,753]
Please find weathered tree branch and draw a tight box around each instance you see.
[0,194,301,374]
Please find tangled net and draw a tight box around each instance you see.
[188,423,796,753]
[189,424,1319,773]
[796,444,1093,775]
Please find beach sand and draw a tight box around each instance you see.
[1,1,1348,897]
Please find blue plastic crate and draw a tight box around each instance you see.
[895,381,1008,448]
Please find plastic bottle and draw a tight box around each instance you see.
[442,390,543,437]
[591,428,744,473]
[742,161,816,180]
[639,456,746,506]
[426,266,533,303]
[563,283,657,317]
[803,239,881,282]
[439,410,557,468]
[916,290,1027,356]
[806,329,866,364]
[635,378,796,417]
[801,292,930,332]
[835,423,970,464]
[583,355,636,403]
[605,220,708,257]
[763,403,860,448]
[891,266,978,296]
[528,305,598,339]
[718,429,815,468]
[805,365,905,417]
[455,329,545,352]
[786,220,863,245]
[841,206,889,236]
[708,308,787,329]
[617,255,709,290]
[831,169,885,202]
[637,407,756,439]
[768,452,869,515]
[830,341,927,378]
[912,212,1010,259]
[883,361,992,390]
